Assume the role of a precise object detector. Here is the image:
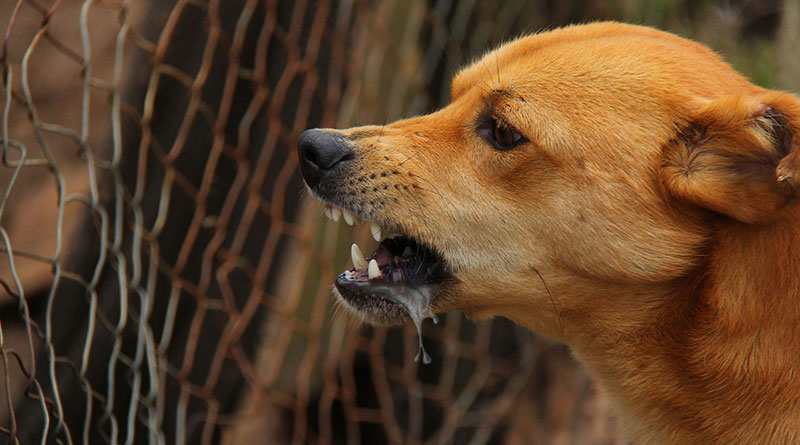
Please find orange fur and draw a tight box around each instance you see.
[308,22,800,443]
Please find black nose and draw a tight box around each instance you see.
[297,129,354,188]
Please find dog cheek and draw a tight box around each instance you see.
[541,196,705,284]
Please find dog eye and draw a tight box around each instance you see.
[481,116,524,150]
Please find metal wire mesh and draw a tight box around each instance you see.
[18,0,800,443]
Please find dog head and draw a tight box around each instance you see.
[298,22,800,337]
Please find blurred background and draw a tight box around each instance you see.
[0,0,797,443]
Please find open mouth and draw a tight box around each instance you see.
[337,235,448,314]
[322,204,451,326]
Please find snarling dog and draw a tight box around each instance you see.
[297,22,800,443]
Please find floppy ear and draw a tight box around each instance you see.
[661,92,800,223]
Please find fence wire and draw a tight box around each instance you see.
[10,0,796,443]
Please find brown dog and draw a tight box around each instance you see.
[298,22,800,443]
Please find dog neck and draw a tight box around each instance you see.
[558,213,800,443]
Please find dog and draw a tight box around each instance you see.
[297,22,800,443]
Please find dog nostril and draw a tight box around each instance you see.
[303,145,319,168]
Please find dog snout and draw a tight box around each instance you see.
[298,129,354,188]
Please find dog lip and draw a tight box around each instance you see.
[335,276,444,324]
[335,277,404,303]
[334,276,409,323]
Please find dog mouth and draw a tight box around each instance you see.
[337,235,448,313]
[322,204,451,327]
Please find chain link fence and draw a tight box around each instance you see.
[1,0,797,444]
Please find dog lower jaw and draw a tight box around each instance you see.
[333,283,442,364]
[332,287,408,325]
[333,279,444,325]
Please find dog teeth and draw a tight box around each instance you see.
[351,243,368,269]
[368,259,381,279]
[320,205,384,243]
[402,246,413,257]
[342,209,358,226]
[370,222,382,242]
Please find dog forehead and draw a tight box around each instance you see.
[451,22,749,104]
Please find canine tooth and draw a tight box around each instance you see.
[324,206,333,220]
[402,246,413,257]
[370,222,382,242]
[331,207,341,222]
[351,243,368,269]
[368,259,381,279]
[342,209,356,226]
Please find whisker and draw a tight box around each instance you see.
[494,52,502,85]
[377,123,386,145]
[399,152,419,166]
[481,59,497,88]
[531,266,564,338]
[331,296,345,319]
[399,188,425,220]
[407,173,458,208]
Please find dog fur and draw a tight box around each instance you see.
[306,22,800,443]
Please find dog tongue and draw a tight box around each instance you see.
[387,287,437,364]
[372,244,393,267]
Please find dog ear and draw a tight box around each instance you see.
[661,93,800,223]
